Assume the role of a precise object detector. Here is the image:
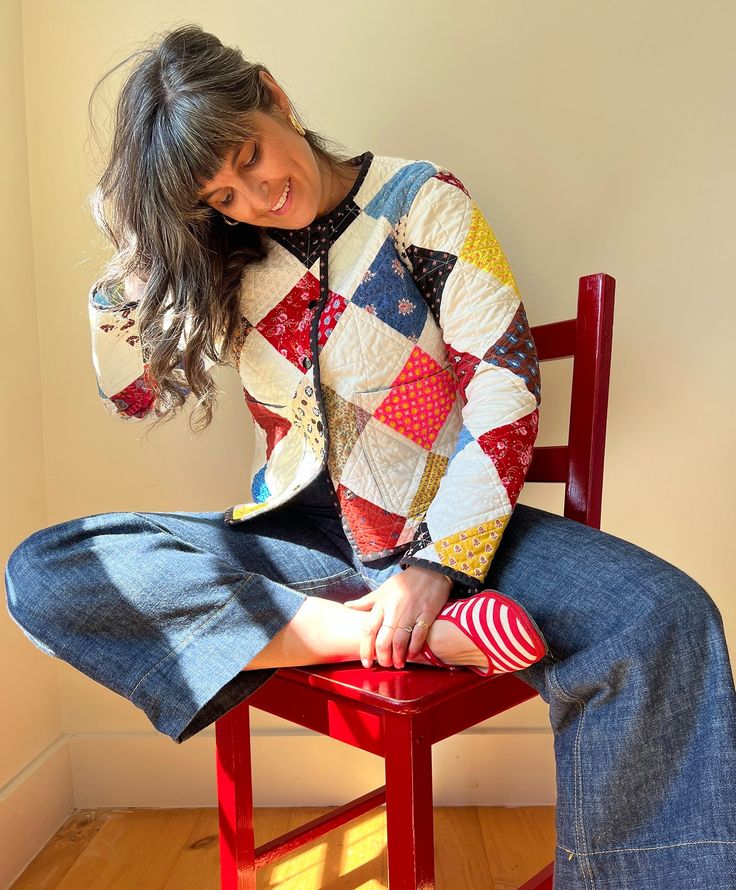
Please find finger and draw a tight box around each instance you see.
[375,623,398,668]
[361,604,384,668]
[374,605,401,668]
[343,592,376,610]
[407,613,433,660]
[392,625,413,669]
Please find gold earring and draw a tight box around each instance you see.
[289,110,306,136]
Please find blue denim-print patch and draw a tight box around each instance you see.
[363,161,437,226]
[350,237,428,340]
[251,465,270,503]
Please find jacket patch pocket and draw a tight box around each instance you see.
[352,363,459,518]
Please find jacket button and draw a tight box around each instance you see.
[307,299,318,309]
[302,357,312,370]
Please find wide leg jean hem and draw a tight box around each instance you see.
[131,573,309,744]
[552,837,736,889]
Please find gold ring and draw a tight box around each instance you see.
[415,619,430,629]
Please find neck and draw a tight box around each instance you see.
[318,158,358,216]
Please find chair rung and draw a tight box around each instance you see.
[517,861,554,889]
[527,445,569,482]
[254,785,387,867]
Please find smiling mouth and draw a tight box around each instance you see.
[270,179,291,212]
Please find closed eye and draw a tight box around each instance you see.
[218,143,260,208]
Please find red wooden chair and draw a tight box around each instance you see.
[215,272,616,889]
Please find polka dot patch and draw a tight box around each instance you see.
[375,346,456,450]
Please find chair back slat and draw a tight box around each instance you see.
[528,273,615,530]
[526,445,569,483]
[530,318,577,361]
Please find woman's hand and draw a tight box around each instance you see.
[344,565,453,669]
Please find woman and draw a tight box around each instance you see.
[5,24,736,887]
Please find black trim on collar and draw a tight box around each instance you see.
[266,151,374,266]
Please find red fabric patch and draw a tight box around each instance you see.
[337,484,404,554]
[243,390,292,460]
[111,369,156,418]
[435,170,471,198]
[445,344,481,403]
[256,273,317,368]
[477,408,539,505]
[318,293,348,349]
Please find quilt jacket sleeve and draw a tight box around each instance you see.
[396,168,542,590]
[88,278,207,422]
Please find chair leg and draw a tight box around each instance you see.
[215,702,257,890]
[384,712,435,889]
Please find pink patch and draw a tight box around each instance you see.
[389,345,444,386]
[375,346,456,449]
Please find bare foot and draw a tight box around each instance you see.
[408,618,489,671]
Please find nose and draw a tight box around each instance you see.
[238,172,271,213]
[250,177,271,211]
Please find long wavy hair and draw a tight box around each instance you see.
[87,23,353,434]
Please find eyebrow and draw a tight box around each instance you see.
[201,144,245,202]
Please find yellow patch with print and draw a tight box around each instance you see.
[434,513,511,579]
[460,205,518,292]
[231,501,270,521]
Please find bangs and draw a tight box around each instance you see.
[142,103,260,218]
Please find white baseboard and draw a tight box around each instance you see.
[0,739,74,890]
[68,725,556,809]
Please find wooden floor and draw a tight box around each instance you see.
[11,806,556,889]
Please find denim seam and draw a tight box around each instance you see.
[358,573,382,592]
[291,568,360,591]
[127,570,257,699]
[549,664,596,889]
[558,839,736,856]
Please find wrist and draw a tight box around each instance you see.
[404,564,453,592]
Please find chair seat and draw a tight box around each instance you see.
[276,661,486,710]
[248,663,541,756]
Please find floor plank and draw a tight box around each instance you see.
[435,807,497,889]
[279,807,388,889]
[159,808,220,890]
[10,809,130,890]
[12,806,556,889]
[478,806,557,889]
[52,809,201,890]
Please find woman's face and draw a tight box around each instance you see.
[198,76,328,229]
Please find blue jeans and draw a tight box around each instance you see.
[5,470,736,887]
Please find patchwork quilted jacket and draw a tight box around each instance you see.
[88,150,541,590]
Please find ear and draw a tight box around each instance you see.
[259,69,290,117]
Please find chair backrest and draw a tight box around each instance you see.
[526,272,616,530]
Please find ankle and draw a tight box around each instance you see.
[416,618,487,670]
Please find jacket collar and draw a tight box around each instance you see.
[266,150,374,267]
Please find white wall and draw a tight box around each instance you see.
[0,1,73,886]
[3,0,735,879]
